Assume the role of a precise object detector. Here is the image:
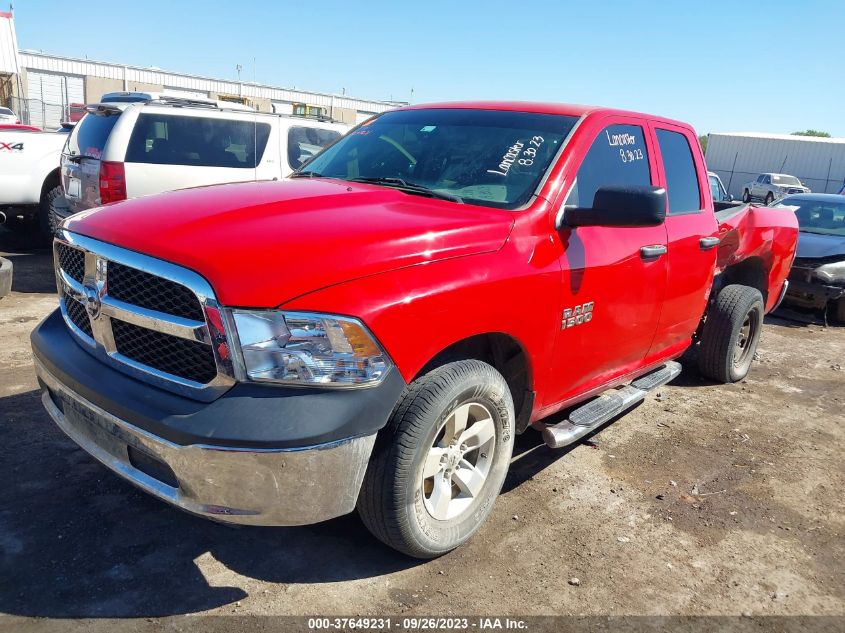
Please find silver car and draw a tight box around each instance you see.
[742,172,810,204]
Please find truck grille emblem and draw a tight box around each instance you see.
[83,285,102,320]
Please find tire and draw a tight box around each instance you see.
[698,284,764,383]
[765,192,774,205]
[39,184,63,243]
[357,360,515,558]
[742,189,751,203]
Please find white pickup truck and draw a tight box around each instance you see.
[0,127,67,240]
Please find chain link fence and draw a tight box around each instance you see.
[7,96,73,129]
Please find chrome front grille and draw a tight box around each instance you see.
[57,243,85,283]
[53,230,235,401]
[63,291,93,338]
[108,262,205,321]
[112,319,219,384]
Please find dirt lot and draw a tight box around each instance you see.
[0,227,843,628]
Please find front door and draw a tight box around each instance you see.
[546,119,668,407]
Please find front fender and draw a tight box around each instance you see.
[279,249,561,408]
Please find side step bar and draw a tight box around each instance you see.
[538,361,682,449]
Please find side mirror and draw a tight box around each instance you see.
[727,194,734,202]
[560,185,667,229]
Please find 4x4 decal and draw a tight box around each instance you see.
[0,142,24,152]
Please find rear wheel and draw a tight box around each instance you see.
[698,284,764,383]
[765,192,774,205]
[742,189,751,203]
[357,360,515,558]
[39,184,64,242]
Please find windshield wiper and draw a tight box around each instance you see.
[349,177,463,203]
[289,170,324,179]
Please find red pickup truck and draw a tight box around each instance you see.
[31,102,797,558]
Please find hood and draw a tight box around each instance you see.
[796,231,845,259]
[64,179,514,307]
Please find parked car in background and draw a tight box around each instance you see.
[33,101,798,558]
[742,172,810,204]
[0,126,67,239]
[0,106,19,124]
[54,95,348,228]
[65,103,87,123]
[707,171,741,210]
[773,193,845,322]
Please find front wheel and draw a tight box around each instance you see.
[698,284,764,383]
[742,189,751,203]
[765,192,774,205]
[357,360,515,558]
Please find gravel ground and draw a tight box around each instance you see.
[0,227,843,629]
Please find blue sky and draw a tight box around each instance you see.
[13,0,845,136]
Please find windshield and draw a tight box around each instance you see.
[777,198,845,236]
[0,107,13,116]
[772,174,800,186]
[300,108,579,209]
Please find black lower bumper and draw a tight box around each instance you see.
[31,309,407,449]
[783,278,844,311]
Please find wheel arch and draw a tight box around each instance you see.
[40,167,61,201]
[716,256,770,304]
[413,332,534,433]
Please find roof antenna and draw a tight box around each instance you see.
[252,57,257,184]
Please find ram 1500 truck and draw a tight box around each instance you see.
[31,102,798,558]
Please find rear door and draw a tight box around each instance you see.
[646,123,718,360]
[62,108,123,213]
[121,111,278,198]
[546,117,668,405]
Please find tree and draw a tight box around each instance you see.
[792,130,831,138]
[699,134,708,154]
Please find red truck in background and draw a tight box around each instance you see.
[31,102,798,558]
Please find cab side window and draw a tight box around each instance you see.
[565,124,651,207]
[656,129,702,214]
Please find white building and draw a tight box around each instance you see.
[706,132,845,198]
[1,11,406,129]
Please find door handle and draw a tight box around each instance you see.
[699,236,720,250]
[640,245,667,259]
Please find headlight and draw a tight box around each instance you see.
[814,261,845,284]
[228,310,391,387]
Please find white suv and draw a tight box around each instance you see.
[56,95,348,225]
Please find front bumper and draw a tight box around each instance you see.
[783,275,844,311]
[36,356,376,525]
[31,309,407,525]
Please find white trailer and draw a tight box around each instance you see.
[705,132,845,199]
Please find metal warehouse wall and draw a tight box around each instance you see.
[19,51,405,115]
[706,133,845,198]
